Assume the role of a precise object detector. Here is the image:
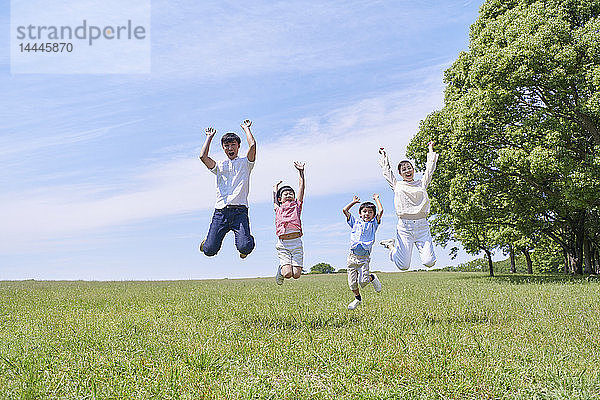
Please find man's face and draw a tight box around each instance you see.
[399,162,414,182]
[222,141,240,160]
[360,207,375,222]
[279,189,295,203]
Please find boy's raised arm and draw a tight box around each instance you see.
[241,119,256,162]
[422,141,439,189]
[199,127,217,170]
[373,193,384,224]
[378,147,397,189]
[343,196,360,220]
[295,161,305,203]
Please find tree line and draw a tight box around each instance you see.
[408,0,600,276]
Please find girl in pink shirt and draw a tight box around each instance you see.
[273,161,305,284]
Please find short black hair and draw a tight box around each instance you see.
[359,201,376,214]
[221,132,241,146]
[276,185,295,205]
[397,160,413,173]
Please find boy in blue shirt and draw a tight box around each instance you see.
[342,194,383,310]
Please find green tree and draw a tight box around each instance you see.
[310,263,335,274]
[409,0,600,274]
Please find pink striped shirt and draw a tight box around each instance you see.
[275,200,303,237]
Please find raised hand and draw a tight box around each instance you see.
[241,119,252,129]
[205,127,216,136]
[372,193,380,201]
[353,195,360,203]
[294,161,305,171]
[274,180,283,190]
[379,147,386,156]
[428,141,435,152]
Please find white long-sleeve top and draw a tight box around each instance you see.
[379,151,438,220]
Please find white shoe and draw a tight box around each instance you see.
[348,299,361,310]
[380,239,395,250]
[275,266,284,285]
[371,273,382,292]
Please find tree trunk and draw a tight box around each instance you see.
[484,248,494,277]
[520,247,533,274]
[563,249,569,274]
[591,243,600,274]
[584,238,593,275]
[574,238,584,275]
[509,244,516,273]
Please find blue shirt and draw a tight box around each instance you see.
[347,214,380,256]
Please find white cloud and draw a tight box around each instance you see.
[149,0,453,79]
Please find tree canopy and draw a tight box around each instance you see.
[409,0,600,275]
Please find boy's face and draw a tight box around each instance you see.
[279,189,295,203]
[399,163,414,182]
[222,141,240,160]
[360,207,375,222]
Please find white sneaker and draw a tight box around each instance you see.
[371,273,382,292]
[380,239,395,250]
[275,266,284,285]
[348,299,361,310]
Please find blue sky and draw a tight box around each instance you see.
[1,0,484,280]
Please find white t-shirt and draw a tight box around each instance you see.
[209,156,254,209]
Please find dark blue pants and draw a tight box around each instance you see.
[202,206,255,257]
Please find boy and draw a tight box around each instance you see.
[199,119,256,258]
[378,141,438,270]
[273,161,305,284]
[343,194,383,310]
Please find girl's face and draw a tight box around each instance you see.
[279,189,296,203]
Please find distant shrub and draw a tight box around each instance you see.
[310,263,335,274]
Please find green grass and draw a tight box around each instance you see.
[1,273,600,399]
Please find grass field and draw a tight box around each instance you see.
[1,272,600,399]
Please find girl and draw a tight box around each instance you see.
[273,162,305,284]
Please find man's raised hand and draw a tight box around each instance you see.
[294,161,305,171]
[241,119,252,129]
[205,127,216,136]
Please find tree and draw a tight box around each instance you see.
[409,0,600,274]
[310,263,335,274]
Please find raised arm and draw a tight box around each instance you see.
[273,180,282,210]
[373,193,384,224]
[378,147,397,189]
[241,119,256,162]
[342,196,360,220]
[421,141,439,189]
[199,127,217,170]
[295,161,305,202]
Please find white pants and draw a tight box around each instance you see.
[347,252,371,290]
[390,218,436,270]
[276,237,304,267]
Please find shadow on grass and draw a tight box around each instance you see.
[457,273,595,285]
[243,314,362,332]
